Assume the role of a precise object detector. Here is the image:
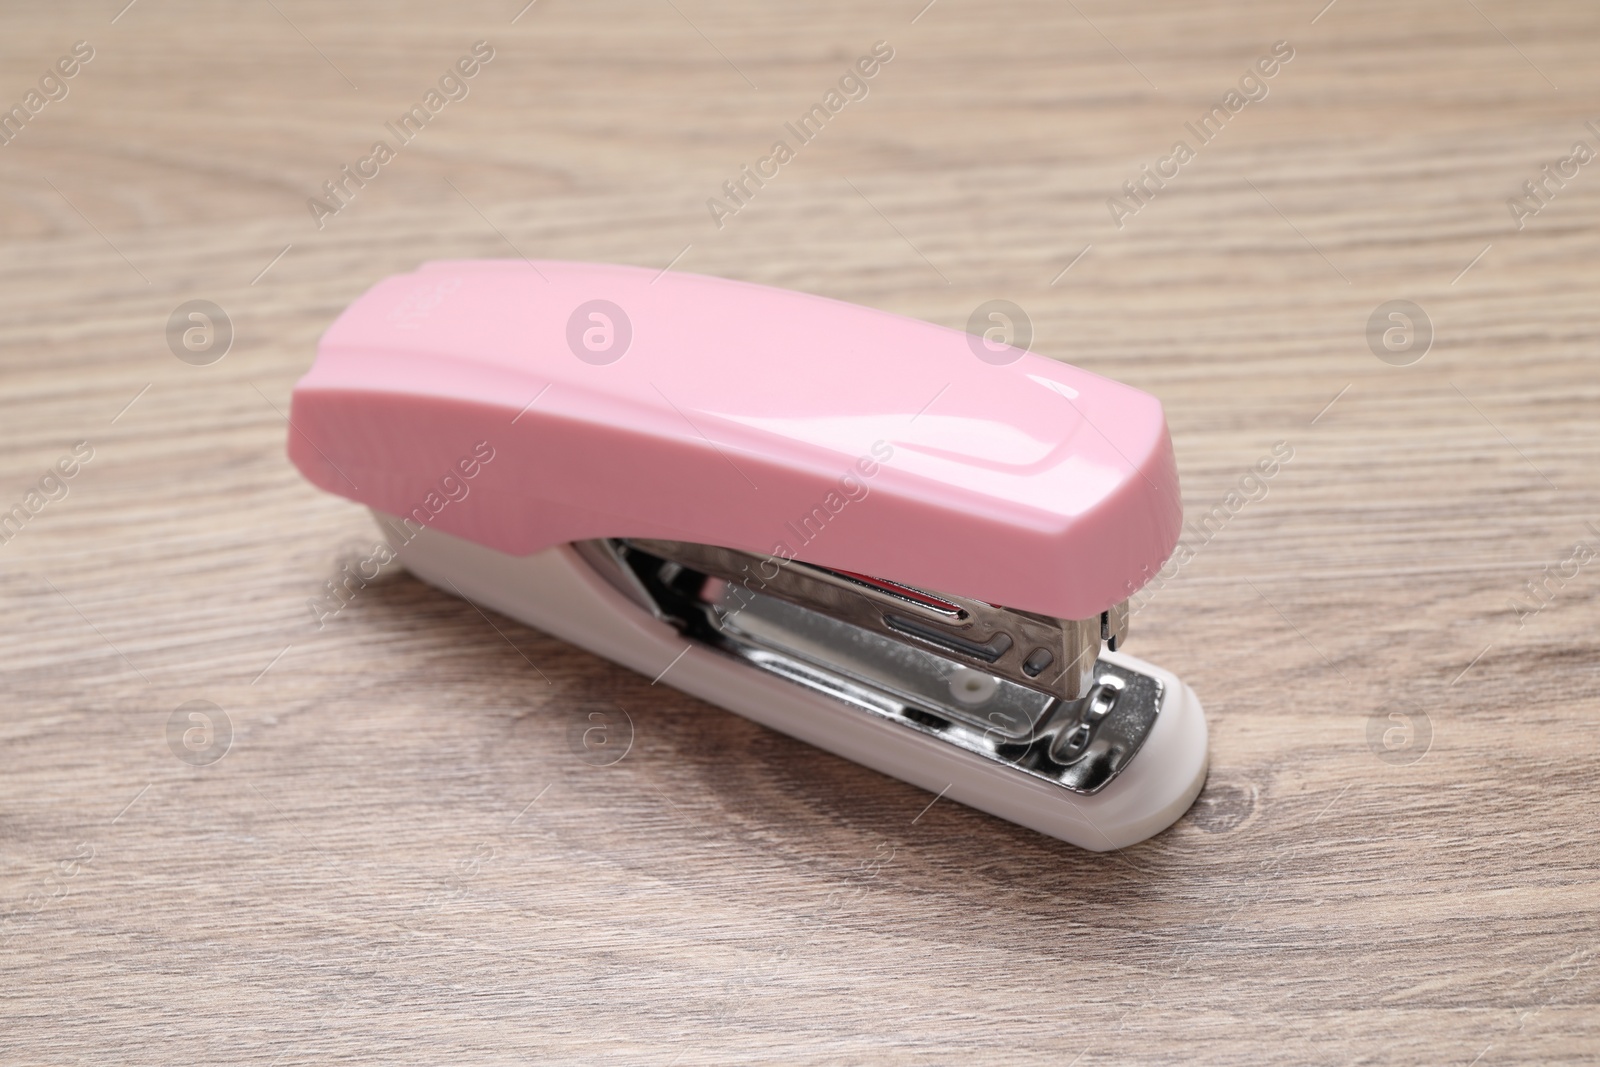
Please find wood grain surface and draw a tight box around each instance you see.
[2,1,1598,1063]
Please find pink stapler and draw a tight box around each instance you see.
[288,261,1207,849]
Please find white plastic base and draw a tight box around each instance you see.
[378,512,1209,851]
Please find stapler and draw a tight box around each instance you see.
[287,260,1207,850]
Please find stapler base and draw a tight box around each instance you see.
[375,511,1209,851]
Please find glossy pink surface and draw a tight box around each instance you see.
[288,260,1181,619]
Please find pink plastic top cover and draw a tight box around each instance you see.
[288,260,1182,620]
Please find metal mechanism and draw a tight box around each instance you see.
[577,538,1161,795]
[626,538,1113,703]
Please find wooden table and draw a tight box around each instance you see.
[3,1,1597,1062]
